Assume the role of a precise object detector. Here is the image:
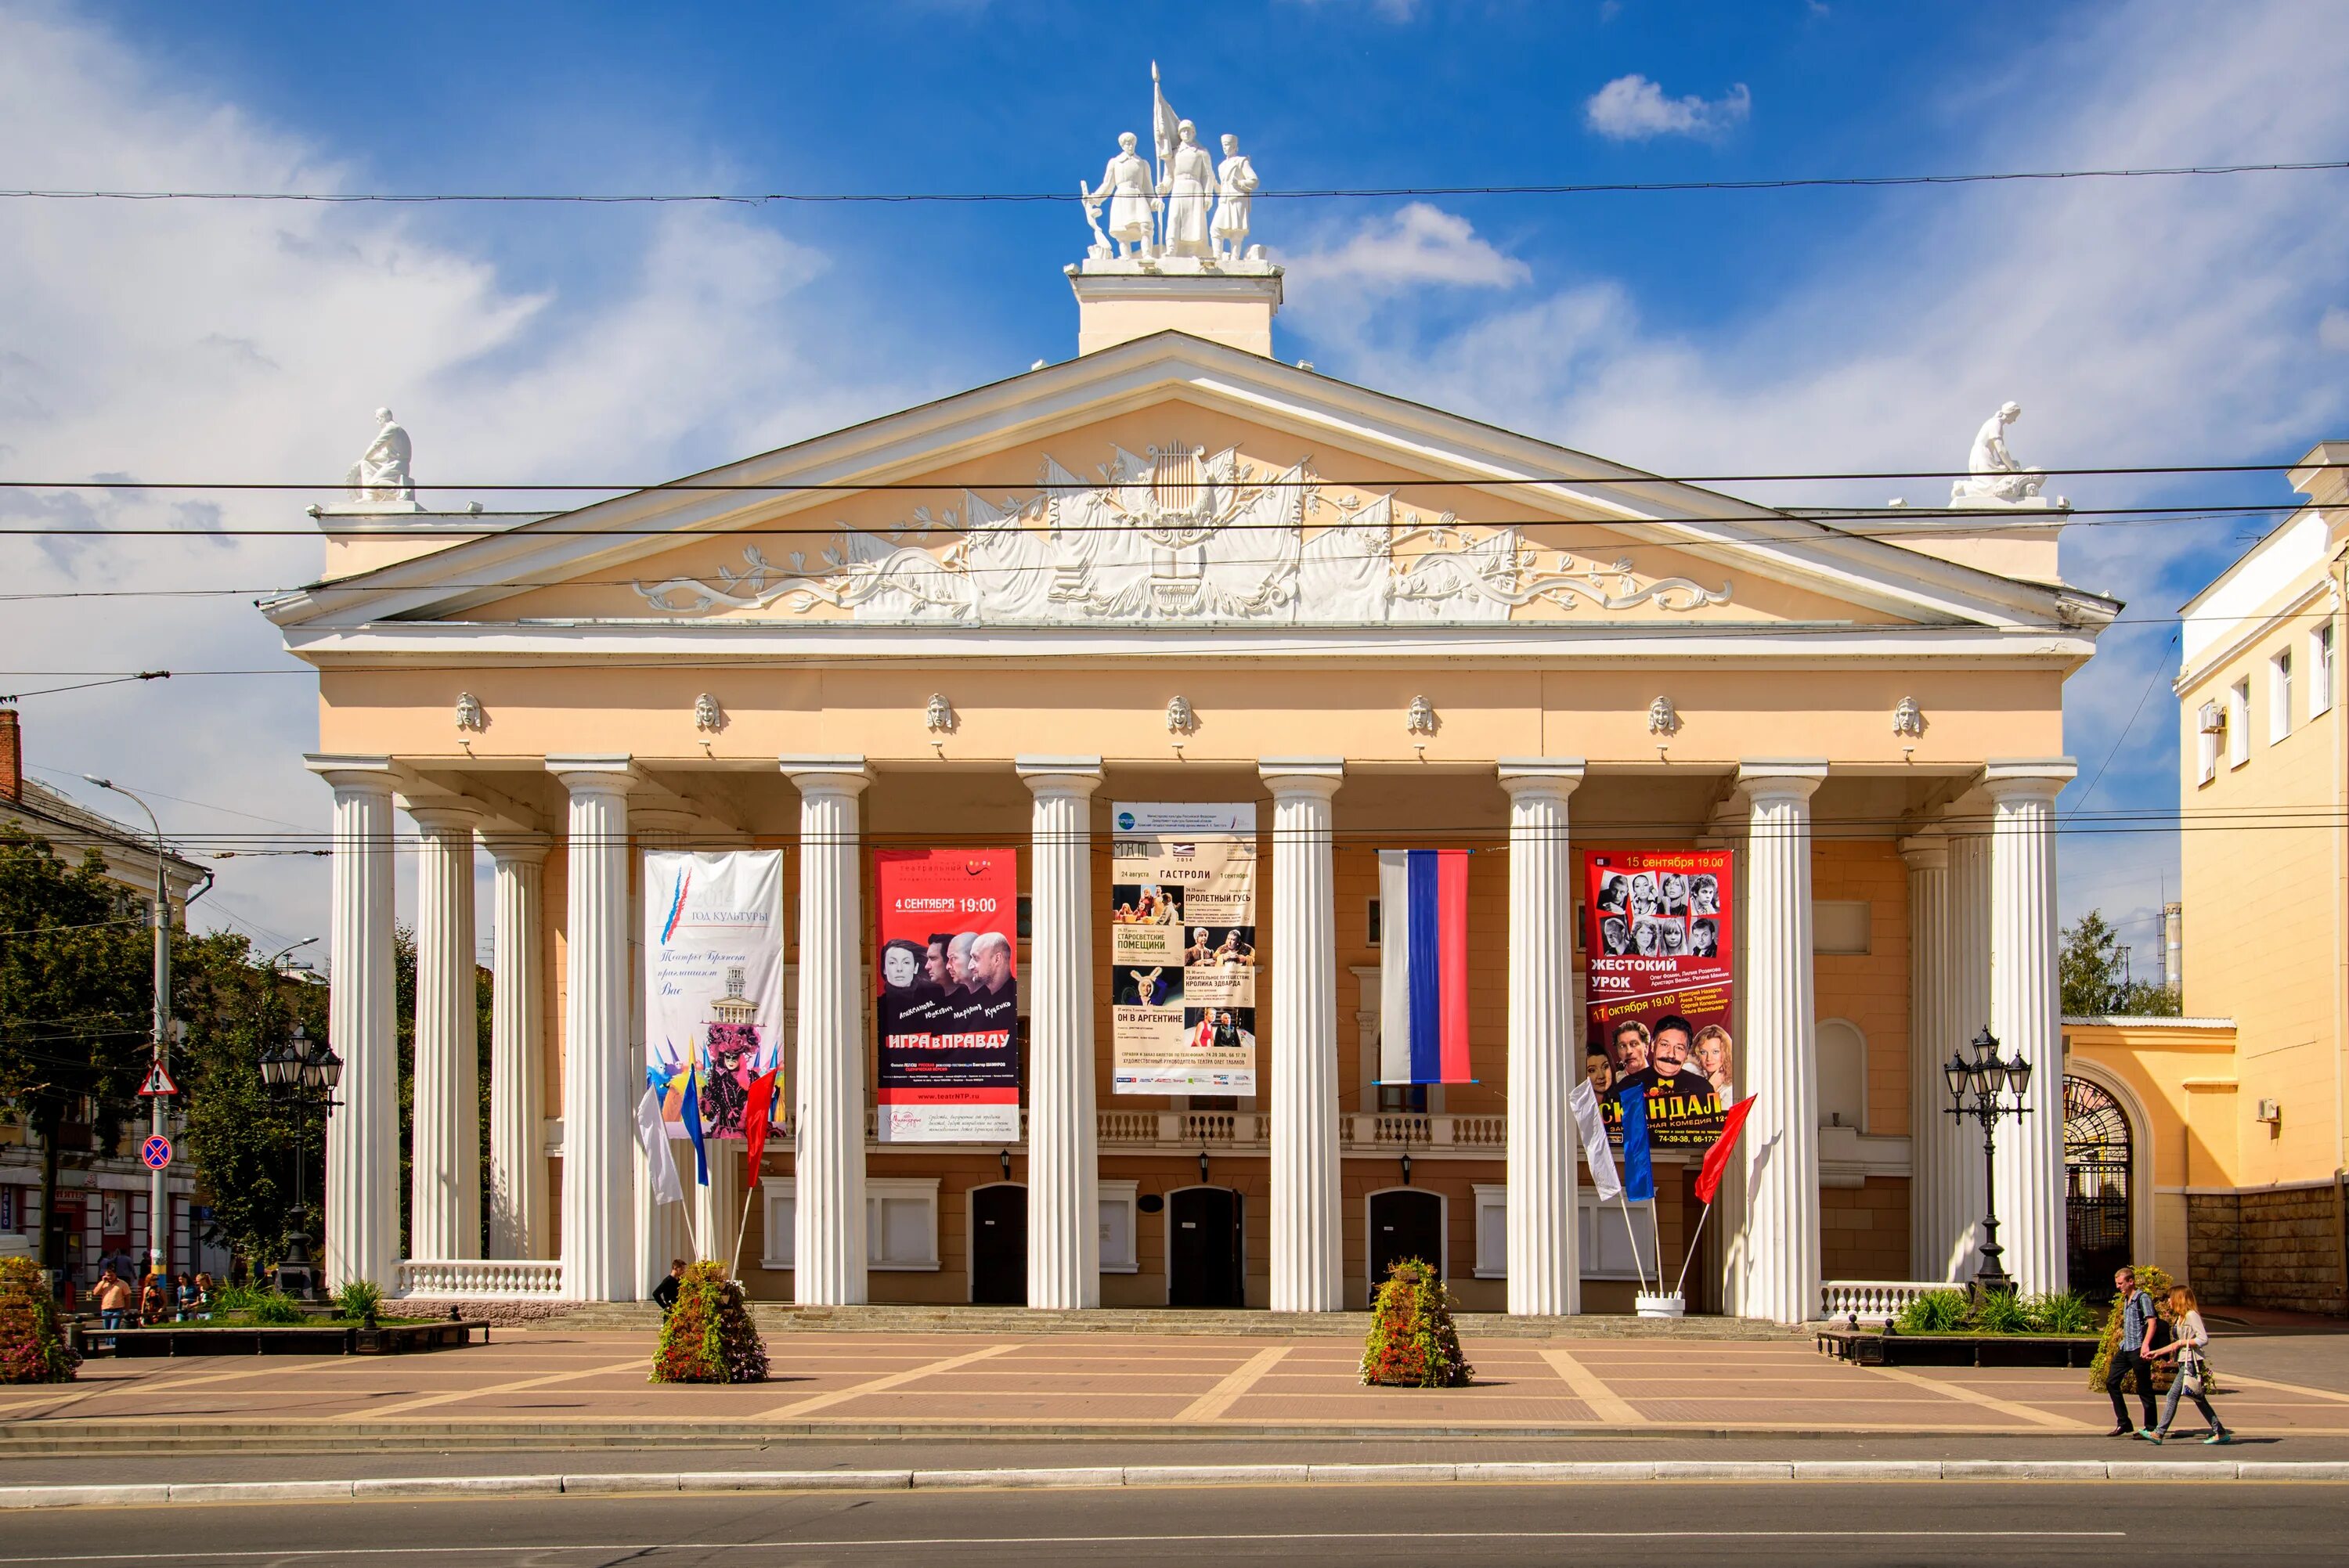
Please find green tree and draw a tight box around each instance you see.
[0,827,151,1274]
[2059,909,2181,1018]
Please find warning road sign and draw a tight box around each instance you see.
[140,1135,172,1170]
[136,1061,181,1098]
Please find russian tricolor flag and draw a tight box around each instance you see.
[1378,849,1472,1084]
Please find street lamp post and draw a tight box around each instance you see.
[1943,1025,2033,1299]
[258,1018,341,1299]
[82,775,170,1283]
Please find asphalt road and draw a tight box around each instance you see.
[2,1483,2342,1566]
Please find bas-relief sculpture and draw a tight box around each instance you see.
[694,692,725,734]
[926,692,957,735]
[1406,695,1438,737]
[1893,695,1925,738]
[1647,695,1680,737]
[455,691,485,733]
[633,444,1734,626]
[1165,694,1198,737]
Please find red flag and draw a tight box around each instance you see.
[742,1068,781,1181]
[1694,1095,1758,1205]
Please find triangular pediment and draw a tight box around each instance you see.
[267,333,2116,649]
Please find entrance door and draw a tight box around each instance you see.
[970,1184,1027,1305]
[1168,1187,1243,1307]
[2064,1076,2133,1297]
[1367,1189,1444,1305]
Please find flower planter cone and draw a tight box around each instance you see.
[0,1259,78,1384]
[1359,1258,1473,1389]
[651,1263,769,1384]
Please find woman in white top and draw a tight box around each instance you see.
[2142,1284,2234,1444]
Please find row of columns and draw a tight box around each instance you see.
[312,750,2073,1320]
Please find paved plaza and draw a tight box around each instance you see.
[6,1325,2349,1449]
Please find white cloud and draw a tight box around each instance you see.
[1585,74,1752,142]
[2321,305,2349,352]
[1283,0,1422,20]
[0,3,933,957]
[1286,203,1531,295]
[1287,0,2349,929]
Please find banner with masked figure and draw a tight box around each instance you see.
[644,850,785,1143]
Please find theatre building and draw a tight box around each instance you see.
[269,128,2113,1324]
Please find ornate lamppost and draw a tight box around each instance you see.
[258,1022,341,1299]
[1943,1025,2032,1299]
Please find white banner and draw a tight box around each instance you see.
[644,849,785,1141]
[1110,802,1257,1095]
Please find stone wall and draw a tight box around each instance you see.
[2186,1182,2346,1315]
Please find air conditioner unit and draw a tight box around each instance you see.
[2199,705,2227,736]
[2257,1098,2282,1124]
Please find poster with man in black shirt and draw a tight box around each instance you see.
[1583,849,1734,1148]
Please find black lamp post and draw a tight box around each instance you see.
[261,1022,342,1299]
[1943,1025,2032,1299]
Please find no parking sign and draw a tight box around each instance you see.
[139,1134,172,1170]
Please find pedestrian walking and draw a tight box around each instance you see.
[139,1272,168,1326]
[174,1272,198,1322]
[2104,1266,2160,1436]
[2142,1285,2234,1445]
[93,1267,131,1332]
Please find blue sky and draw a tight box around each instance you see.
[6,1,2348,984]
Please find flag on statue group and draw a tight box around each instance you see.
[1696,1094,1759,1204]
[742,1067,780,1182]
[680,1069,709,1188]
[1568,1079,1622,1202]
[1618,1084,1655,1202]
[1377,849,1472,1085]
[633,1087,684,1208]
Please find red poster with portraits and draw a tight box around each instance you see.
[874,849,1021,1143]
[1582,849,1734,1148]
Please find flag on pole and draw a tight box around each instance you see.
[1618,1085,1655,1202]
[743,1066,780,1181]
[1695,1094,1758,1204]
[633,1086,684,1208]
[680,1067,709,1188]
[1377,849,1472,1083]
[1150,60,1179,175]
[1568,1079,1622,1202]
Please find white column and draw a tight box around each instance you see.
[1731,761,1826,1324]
[1259,759,1344,1312]
[1943,806,1994,1281]
[1986,759,2075,1296]
[1019,757,1104,1310]
[548,757,638,1302]
[407,805,482,1261]
[1900,831,1950,1282]
[782,756,871,1306]
[1705,802,1751,1315]
[483,833,549,1260]
[1499,760,1584,1316]
[308,757,398,1290]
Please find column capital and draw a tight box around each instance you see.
[1258,758,1344,799]
[780,755,871,798]
[306,754,398,796]
[547,755,638,795]
[1736,759,1828,803]
[1898,829,1949,871]
[406,802,485,834]
[1496,758,1586,799]
[1979,758,2077,802]
[1016,756,1105,798]
[481,830,552,865]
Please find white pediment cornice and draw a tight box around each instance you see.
[265,332,2117,640]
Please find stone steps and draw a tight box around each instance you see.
[550,1303,1802,1339]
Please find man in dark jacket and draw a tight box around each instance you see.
[2106,1266,2160,1434]
[652,1260,685,1314]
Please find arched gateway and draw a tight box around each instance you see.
[2063,1076,2134,1294]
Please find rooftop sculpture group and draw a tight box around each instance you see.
[1082,64,1261,263]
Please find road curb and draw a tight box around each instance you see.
[0,1458,2342,1509]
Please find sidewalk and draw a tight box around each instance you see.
[6,1324,2349,1454]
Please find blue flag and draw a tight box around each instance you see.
[1618,1084,1654,1202]
[680,1066,709,1188]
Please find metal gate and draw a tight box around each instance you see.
[2065,1076,2133,1296]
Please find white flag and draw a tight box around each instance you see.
[634,1086,684,1208]
[1570,1078,1622,1202]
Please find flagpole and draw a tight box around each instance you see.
[731,1171,759,1280]
[1616,1189,1650,1297]
[1672,1200,1715,1301]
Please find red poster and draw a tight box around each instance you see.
[1582,849,1734,1148]
[874,849,1021,1142]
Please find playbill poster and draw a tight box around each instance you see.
[643,849,785,1141]
[1582,848,1734,1148]
[1110,803,1258,1094]
[873,849,1022,1143]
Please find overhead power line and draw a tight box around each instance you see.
[3,157,2345,205]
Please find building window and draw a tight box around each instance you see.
[2313,624,2336,720]
[868,1177,940,1270]
[762,1177,795,1270]
[1366,897,1381,946]
[1473,1184,1507,1278]
[2196,702,2221,786]
[1099,1179,1139,1273]
[2270,649,2293,744]
[1817,1018,1867,1131]
[2228,679,2250,767]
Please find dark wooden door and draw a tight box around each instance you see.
[1168,1187,1243,1308]
[1368,1189,1443,1304]
[970,1184,1027,1305]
